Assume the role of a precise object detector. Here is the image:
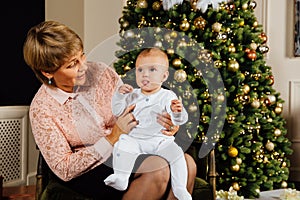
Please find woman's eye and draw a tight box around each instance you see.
[67,60,78,68]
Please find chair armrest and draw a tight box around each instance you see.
[36,153,44,200]
[208,149,217,200]
[0,175,3,200]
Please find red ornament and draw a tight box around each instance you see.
[259,33,268,44]
[247,50,257,61]
[268,75,274,85]
[245,48,250,53]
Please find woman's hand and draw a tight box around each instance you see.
[107,104,138,145]
[116,104,138,134]
[157,112,179,136]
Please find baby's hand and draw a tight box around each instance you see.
[171,99,182,113]
[119,84,133,94]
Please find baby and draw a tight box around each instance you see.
[104,48,192,200]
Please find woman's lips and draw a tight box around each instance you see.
[77,74,85,80]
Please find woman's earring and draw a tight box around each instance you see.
[48,78,52,85]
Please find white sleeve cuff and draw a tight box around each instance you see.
[94,137,113,160]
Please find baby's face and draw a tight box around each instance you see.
[135,54,169,95]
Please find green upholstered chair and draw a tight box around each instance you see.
[36,143,216,200]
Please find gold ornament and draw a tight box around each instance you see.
[188,103,198,113]
[242,84,250,94]
[230,164,240,172]
[252,73,261,81]
[228,146,238,157]
[242,3,248,10]
[123,30,135,38]
[214,60,223,68]
[266,95,276,105]
[255,188,261,194]
[282,161,287,168]
[138,16,147,28]
[274,129,282,137]
[250,42,258,50]
[217,94,225,102]
[227,115,235,124]
[253,21,258,28]
[183,90,192,99]
[281,181,288,188]
[170,31,178,38]
[194,16,206,30]
[154,41,163,48]
[174,69,187,83]
[172,58,182,68]
[212,22,222,32]
[274,106,282,114]
[121,21,130,29]
[124,65,131,72]
[236,157,242,165]
[190,0,197,10]
[180,19,190,31]
[167,48,175,55]
[265,141,275,151]
[119,17,125,24]
[137,0,148,9]
[238,73,245,81]
[216,32,227,40]
[227,60,239,72]
[152,1,161,11]
[228,43,236,53]
[198,49,212,62]
[239,19,245,26]
[200,115,209,124]
[251,99,260,108]
[232,182,240,191]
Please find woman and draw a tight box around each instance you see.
[23,20,196,199]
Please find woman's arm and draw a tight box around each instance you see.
[30,104,107,181]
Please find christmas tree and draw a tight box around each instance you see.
[113,0,293,198]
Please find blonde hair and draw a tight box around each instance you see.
[23,20,83,84]
[136,48,169,68]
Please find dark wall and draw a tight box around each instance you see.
[1,0,45,106]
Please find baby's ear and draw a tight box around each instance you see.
[162,71,169,82]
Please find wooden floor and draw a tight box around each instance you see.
[2,185,35,200]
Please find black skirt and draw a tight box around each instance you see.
[50,154,170,199]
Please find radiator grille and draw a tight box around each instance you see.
[0,119,22,183]
[0,106,28,186]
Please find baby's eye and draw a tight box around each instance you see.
[137,68,143,72]
[150,67,156,72]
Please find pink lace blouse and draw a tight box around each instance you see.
[30,62,121,181]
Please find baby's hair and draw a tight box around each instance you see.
[137,48,168,60]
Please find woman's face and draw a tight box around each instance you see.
[52,51,87,92]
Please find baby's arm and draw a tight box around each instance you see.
[119,84,133,94]
[112,84,134,116]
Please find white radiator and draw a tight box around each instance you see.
[0,106,29,186]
